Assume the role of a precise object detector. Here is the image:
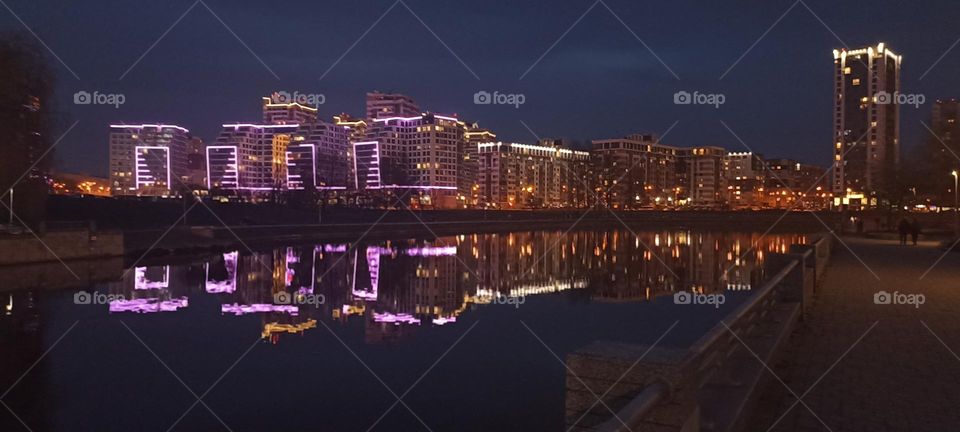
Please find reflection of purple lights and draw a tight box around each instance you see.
[221,303,299,316]
[373,312,421,325]
[134,266,170,290]
[405,246,457,257]
[352,246,380,300]
[206,252,238,293]
[432,316,457,325]
[109,297,188,313]
[322,244,348,253]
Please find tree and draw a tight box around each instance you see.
[0,35,55,226]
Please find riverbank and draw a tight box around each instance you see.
[2,196,839,265]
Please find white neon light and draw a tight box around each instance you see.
[110,124,189,133]
[134,146,171,192]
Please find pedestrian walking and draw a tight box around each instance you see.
[911,217,921,246]
[897,218,910,245]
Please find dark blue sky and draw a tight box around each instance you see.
[3,0,958,176]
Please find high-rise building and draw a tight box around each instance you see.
[925,98,960,201]
[109,124,190,196]
[262,95,318,125]
[477,141,590,208]
[289,120,351,190]
[185,137,206,188]
[678,146,726,207]
[723,152,765,208]
[334,114,369,190]
[210,124,298,191]
[362,113,465,208]
[592,134,678,209]
[366,91,421,119]
[832,43,901,206]
[463,123,497,206]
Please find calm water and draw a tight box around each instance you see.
[1,229,807,432]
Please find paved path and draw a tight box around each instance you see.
[743,235,960,432]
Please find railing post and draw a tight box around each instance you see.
[565,343,697,432]
[764,251,810,316]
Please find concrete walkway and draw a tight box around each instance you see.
[743,236,960,432]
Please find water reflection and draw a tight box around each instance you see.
[98,230,805,344]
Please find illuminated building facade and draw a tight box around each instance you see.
[723,152,765,208]
[463,123,497,205]
[592,134,678,209]
[366,91,420,119]
[334,114,369,190]
[290,121,351,190]
[109,124,190,196]
[832,43,901,205]
[764,158,829,209]
[678,146,726,207]
[212,124,299,191]
[477,141,590,208]
[925,99,960,202]
[262,95,318,125]
[363,113,466,208]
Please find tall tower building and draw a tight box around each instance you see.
[832,43,901,205]
[109,124,190,196]
[366,91,420,119]
[925,98,960,200]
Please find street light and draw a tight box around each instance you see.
[952,170,959,236]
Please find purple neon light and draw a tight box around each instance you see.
[405,246,457,257]
[352,246,380,300]
[110,124,189,133]
[134,266,170,290]
[221,303,299,316]
[432,316,457,325]
[373,312,421,325]
[322,244,348,253]
[206,252,238,293]
[134,146,171,192]
[109,297,188,313]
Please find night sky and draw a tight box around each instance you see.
[2,0,958,176]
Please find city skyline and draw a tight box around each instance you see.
[2,0,958,176]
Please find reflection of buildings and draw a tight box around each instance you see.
[101,231,807,343]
